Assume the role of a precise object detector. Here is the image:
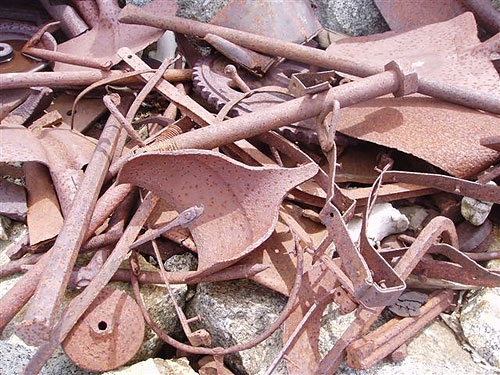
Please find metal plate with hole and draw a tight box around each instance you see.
[62,287,145,372]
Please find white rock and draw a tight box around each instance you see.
[399,206,431,232]
[148,31,177,62]
[103,357,197,375]
[461,181,497,226]
[347,203,409,245]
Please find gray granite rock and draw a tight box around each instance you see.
[312,0,389,36]
[460,230,500,369]
[164,252,198,272]
[187,279,287,375]
[461,286,500,368]
[336,320,491,375]
[0,340,96,375]
[175,0,229,22]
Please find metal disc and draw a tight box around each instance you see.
[62,287,145,372]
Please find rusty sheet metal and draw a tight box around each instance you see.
[326,12,500,97]
[118,150,318,277]
[0,177,26,222]
[54,0,177,72]
[211,0,320,44]
[62,287,144,372]
[48,94,106,134]
[0,122,97,215]
[119,5,499,113]
[236,202,325,296]
[23,162,64,245]
[209,0,320,74]
[0,89,30,121]
[374,0,465,31]
[336,95,500,178]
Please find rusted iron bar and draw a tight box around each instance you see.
[39,0,88,38]
[118,48,217,127]
[23,193,160,375]
[168,71,400,151]
[112,263,269,285]
[9,263,269,286]
[0,254,43,279]
[128,233,305,356]
[69,246,113,289]
[462,0,500,34]
[0,69,193,89]
[15,94,126,346]
[346,289,455,369]
[86,183,135,238]
[317,216,459,373]
[103,94,145,147]
[80,227,122,252]
[23,47,113,70]
[71,189,137,288]
[382,171,500,203]
[119,5,500,114]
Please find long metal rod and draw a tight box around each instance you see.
[169,71,399,150]
[0,69,192,89]
[118,5,500,114]
[22,193,160,375]
[15,94,125,346]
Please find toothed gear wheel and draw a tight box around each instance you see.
[192,54,318,145]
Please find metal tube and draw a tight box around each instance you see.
[15,94,125,346]
[0,70,192,90]
[39,0,88,38]
[346,289,455,369]
[172,71,400,150]
[118,5,500,114]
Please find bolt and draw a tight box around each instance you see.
[224,64,251,93]
[0,42,14,63]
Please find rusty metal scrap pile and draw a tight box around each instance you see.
[0,0,499,374]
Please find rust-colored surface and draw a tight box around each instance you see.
[327,13,500,97]
[374,0,465,31]
[0,122,97,216]
[0,19,56,74]
[209,0,320,74]
[2,2,500,374]
[0,177,27,222]
[119,5,500,113]
[118,150,318,276]
[23,162,64,245]
[54,0,178,72]
[337,95,500,178]
[346,289,455,369]
[62,287,144,372]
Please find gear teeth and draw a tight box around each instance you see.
[192,55,318,145]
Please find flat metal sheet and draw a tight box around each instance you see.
[326,12,500,96]
[337,95,500,178]
[375,0,465,31]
